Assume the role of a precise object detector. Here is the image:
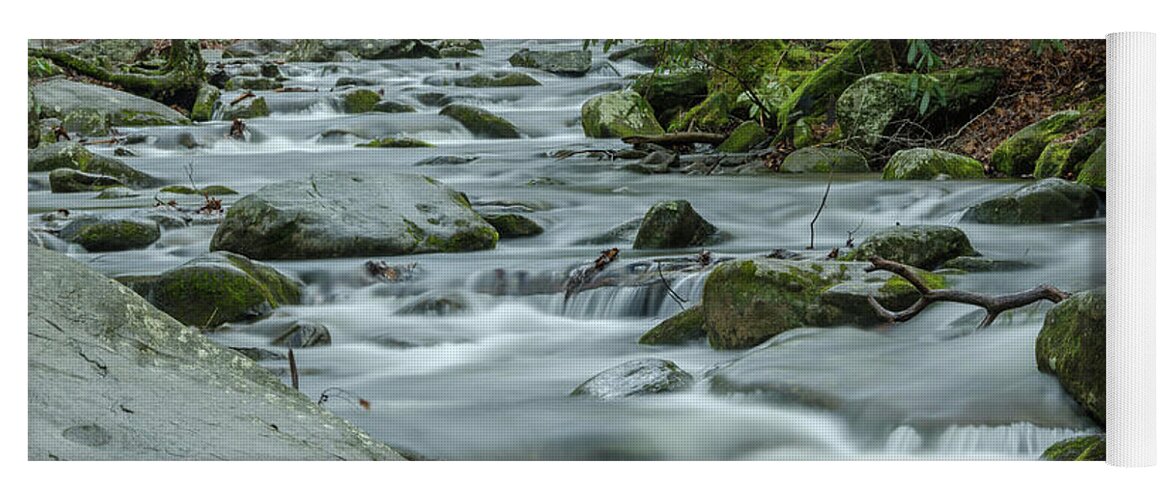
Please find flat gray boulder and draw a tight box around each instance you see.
[211,172,498,259]
[27,245,403,460]
[31,78,189,129]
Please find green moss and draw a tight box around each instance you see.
[440,104,521,139]
[61,218,160,251]
[342,89,382,113]
[882,148,985,180]
[356,137,435,148]
[221,97,270,120]
[632,69,709,124]
[191,84,221,122]
[439,47,480,58]
[453,71,540,87]
[776,40,897,139]
[989,110,1082,176]
[847,225,977,270]
[28,56,62,78]
[1041,435,1105,461]
[1036,289,1106,426]
[703,260,841,349]
[1076,142,1106,189]
[781,146,869,173]
[716,121,769,153]
[144,252,301,327]
[581,90,664,138]
[1033,141,1074,179]
[639,306,708,345]
[668,90,734,133]
[482,213,543,238]
[879,270,946,294]
[964,178,1099,224]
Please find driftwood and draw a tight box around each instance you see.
[29,39,205,108]
[864,257,1070,328]
[563,248,620,303]
[621,132,727,147]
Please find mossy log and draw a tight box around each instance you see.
[29,39,206,110]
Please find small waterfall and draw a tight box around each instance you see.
[929,423,1087,459]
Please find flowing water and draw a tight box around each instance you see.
[28,40,1105,460]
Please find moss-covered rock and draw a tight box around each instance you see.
[716,121,769,153]
[836,68,1002,156]
[356,137,435,148]
[581,90,664,138]
[438,47,480,58]
[125,251,301,327]
[508,48,592,76]
[482,213,543,238]
[780,146,869,173]
[989,110,1082,176]
[287,39,438,62]
[342,89,382,113]
[1077,142,1106,190]
[224,76,282,91]
[633,200,717,249]
[1036,289,1105,426]
[31,79,189,129]
[631,69,709,124]
[49,168,125,193]
[31,142,157,187]
[963,178,1100,224]
[1041,435,1105,461]
[882,148,985,180]
[58,216,160,251]
[437,39,485,51]
[451,71,539,88]
[160,185,237,196]
[28,141,92,172]
[608,44,659,66]
[668,90,735,133]
[570,358,694,399]
[846,225,977,270]
[439,104,521,139]
[639,306,708,345]
[220,96,270,120]
[191,84,221,122]
[776,40,897,138]
[373,100,416,113]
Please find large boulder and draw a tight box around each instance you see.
[780,146,869,173]
[570,358,694,399]
[1076,142,1106,190]
[341,89,382,113]
[631,69,709,123]
[190,84,221,122]
[963,178,1100,224]
[1041,435,1106,461]
[581,90,664,138]
[639,306,708,345]
[633,200,717,249]
[58,216,160,251]
[776,39,897,138]
[836,68,1002,158]
[122,251,301,327]
[27,245,402,460]
[702,258,943,349]
[31,79,189,132]
[882,148,985,180]
[439,104,521,139]
[716,121,769,153]
[989,110,1082,176]
[210,172,498,260]
[1034,127,1106,180]
[846,225,977,270]
[29,142,156,187]
[508,48,592,76]
[49,169,125,193]
[1036,289,1105,426]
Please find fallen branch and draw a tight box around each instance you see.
[657,262,688,312]
[229,90,256,106]
[864,257,1070,328]
[622,132,727,147]
[807,168,834,249]
[564,248,620,303]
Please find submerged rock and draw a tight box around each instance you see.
[570,358,694,399]
[123,251,301,327]
[210,172,498,260]
[639,307,708,345]
[49,169,125,193]
[780,146,869,173]
[963,178,1100,224]
[633,200,717,249]
[509,48,592,76]
[31,78,189,130]
[342,89,382,113]
[1041,435,1105,461]
[27,246,401,460]
[29,142,156,187]
[357,137,434,148]
[57,216,160,251]
[439,104,521,139]
[1036,289,1105,426]
[882,148,984,180]
[481,213,544,238]
[581,90,664,138]
[846,225,977,270]
[989,110,1082,177]
[396,292,469,316]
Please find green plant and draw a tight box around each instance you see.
[1030,39,1067,57]
[906,40,948,116]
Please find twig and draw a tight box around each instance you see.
[318,388,371,410]
[807,168,834,249]
[288,347,299,390]
[846,221,863,248]
[657,262,688,312]
[864,257,1070,328]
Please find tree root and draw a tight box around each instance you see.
[29,39,206,109]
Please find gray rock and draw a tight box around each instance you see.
[509,48,592,76]
[781,147,869,173]
[963,178,1100,224]
[570,358,694,399]
[210,172,498,260]
[49,168,125,193]
[58,216,160,251]
[29,142,156,187]
[31,78,189,129]
[633,200,717,249]
[27,246,402,460]
[846,225,978,270]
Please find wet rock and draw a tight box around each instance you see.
[639,306,708,345]
[335,76,379,87]
[28,229,69,251]
[27,246,401,460]
[668,90,734,133]
[191,84,221,122]
[414,92,452,107]
[581,90,664,138]
[58,216,160,251]
[482,213,544,238]
[439,47,480,58]
[630,149,679,174]
[221,96,270,120]
[963,178,1099,224]
[396,292,469,315]
[224,76,281,91]
[160,185,237,196]
[222,39,293,58]
[356,137,434,148]
[439,104,520,139]
[272,322,332,348]
[509,48,592,76]
[373,100,416,113]
[607,44,658,66]
[287,39,438,62]
[846,225,977,270]
[1041,435,1105,461]
[570,358,694,399]
[416,155,478,166]
[94,187,137,199]
[210,172,498,260]
[1034,128,1105,180]
[938,256,1030,272]
[123,251,301,327]
[716,121,769,153]
[341,89,382,113]
[577,217,642,245]
[1076,142,1106,190]
[631,69,708,123]
[633,200,717,249]
[990,110,1082,176]
[49,168,125,193]
[29,142,156,187]
[31,79,189,129]
[777,40,897,137]
[882,148,984,180]
[1036,289,1105,426]
[445,71,540,88]
[781,146,869,173]
[437,39,484,51]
